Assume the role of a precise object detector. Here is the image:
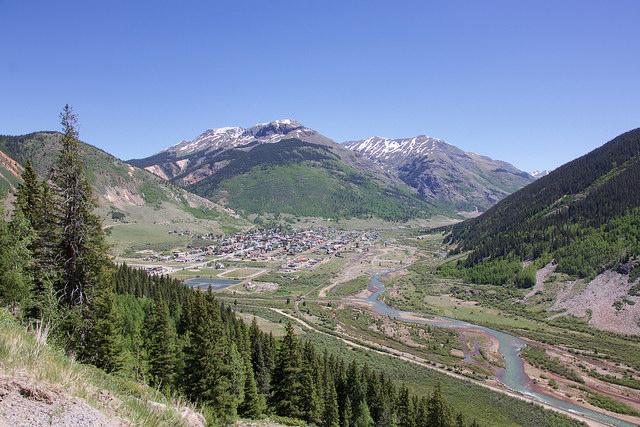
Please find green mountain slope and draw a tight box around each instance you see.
[187,139,439,220]
[0,151,22,200]
[447,128,640,279]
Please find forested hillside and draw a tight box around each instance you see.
[445,128,640,283]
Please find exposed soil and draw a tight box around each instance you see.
[0,375,121,427]
[551,270,640,335]
[525,261,556,300]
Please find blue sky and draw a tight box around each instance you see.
[1,1,639,171]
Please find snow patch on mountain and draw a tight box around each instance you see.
[531,169,550,178]
[345,135,446,159]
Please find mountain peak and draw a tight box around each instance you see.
[344,133,533,210]
[165,119,319,155]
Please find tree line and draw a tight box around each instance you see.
[0,106,479,426]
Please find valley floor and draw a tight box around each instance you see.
[108,221,640,426]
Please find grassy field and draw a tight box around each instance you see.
[220,268,264,279]
[107,223,193,256]
[329,275,369,297]
[255,257,346,296]
[235,312,301,336]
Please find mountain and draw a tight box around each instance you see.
[445,128,640,333]
[130,120,440,221]
[448,128,640,266]
[343,135,534,211]
[0,132,248,252]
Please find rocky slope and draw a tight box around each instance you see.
[344,135,533,211]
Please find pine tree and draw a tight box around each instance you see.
[238,360,265,419]
[15,161,41,229]
[145,299,176,393]
[51,105,120,361]
[83,281,125,373]
[426,384,452,427]
[0,209,34,316]
[52,104,110,307]
[396,384,412,427]
[183,292,244,422]
[322,379,340,427]
[301,366,322,424]
[342,396,353,427]
[250,317,271,394]
[270,322,304,419]
[352,399,374,427]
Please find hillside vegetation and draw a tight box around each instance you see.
[446,128,640,283]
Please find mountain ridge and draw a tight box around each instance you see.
[130,120,440,220]
[344,134,533,211]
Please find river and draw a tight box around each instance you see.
[366,274,636,427]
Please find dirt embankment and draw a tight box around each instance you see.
[0,375,122,426]
[0,150,23,179]
[525,261,556,300]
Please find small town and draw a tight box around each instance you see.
[128,227,379,276]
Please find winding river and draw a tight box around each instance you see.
[366,274,635,427]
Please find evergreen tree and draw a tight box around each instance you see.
[342,396,353,427]
[301,367,322,424]
[52,105,110,307]
[0,209,33,316]
[396,384,412,427]
[183,292,244,423]
[426,384,452,427]
[322,379,340,427]
[15,161,41,228]
[50,105,119,362]
[352,400,374,427]
[83,282,125,373]
[270,322,304,419]
[250,317,271,395]
[238,360,266,419]
[145,299,176,392]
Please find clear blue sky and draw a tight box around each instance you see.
[1,1,639,171]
